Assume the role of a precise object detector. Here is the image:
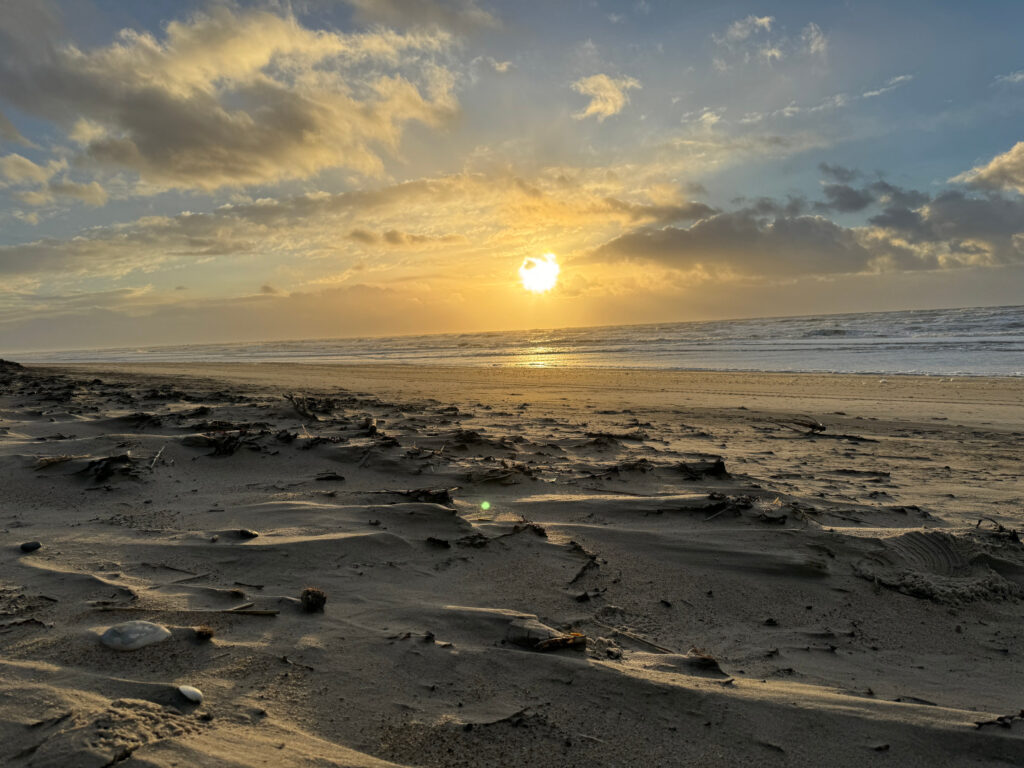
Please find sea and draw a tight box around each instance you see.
[14,304,1024,377]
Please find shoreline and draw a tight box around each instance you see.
[40,362,1024,427]
[27,360,1024,379]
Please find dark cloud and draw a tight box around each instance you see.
[349,228,464,246]
[811,169,930,216]
[815,183,874,213]
[738,195,807,217]
[926,190,1024,241]
[868,205,928,236]
[592,165,1024,278]
[591,211,872,277]
[866,188,1024,262]
[348,228,378,244]
[817,162,860,183]
[600,198,717,224]
[0,6,457,191]
[868,181,929,209]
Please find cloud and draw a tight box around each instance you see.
[801,23,827,56]
[0,110,31,146]
[469,56,513,77]
[682,108,723,129]
[591,211,873,277]
[715,16,774,44]
[342,0,499,32]
[0,167,714,283]
[32,178,108,207]
[732,195,808,217]
[994,70,1024,85]
[713,15,825,68]
[486,58,513,73]
[0,153,57,184]
[658,131,831,170]
[862,74,913,99]
[818,163,860,183]
[739,73,909,127]
[591,161,1024,280]
[0,152,107,206]
[862,183,1024,267]
[815,184,874,213]
[0,6,458,191]
[348,228,378,244]
[347,228,465,246]
[571,74,642,122]
[951,141,1024,195]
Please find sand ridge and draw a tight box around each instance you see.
[1,361,1023,766]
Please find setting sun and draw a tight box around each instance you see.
[519,254,560,293]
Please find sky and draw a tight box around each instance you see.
[1,0,1023,351]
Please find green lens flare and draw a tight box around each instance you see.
[480,501,491,511]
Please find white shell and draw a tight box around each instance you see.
[178,685,204,703]
[100,620,172,651]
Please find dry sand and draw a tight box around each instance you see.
[2,361,1023,766]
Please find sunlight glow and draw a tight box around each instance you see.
[519,253,560,293]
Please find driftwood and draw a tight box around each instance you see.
[974,710,1024,730]
[284,393,320,422]
[771,415,825,434]
[373,487,459,505]
[771,416,878,443]
[35,455,78,470]
[976,517,1021,542]
[77,453,139,482]
[590,620,673,653]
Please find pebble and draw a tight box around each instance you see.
[19,541,42,553]
[300,587,327,612]
[237,529,259,539]
[178,685,204,703]
[100,620,172,651]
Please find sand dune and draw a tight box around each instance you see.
[2,361,1022,766]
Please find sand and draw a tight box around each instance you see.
[1,360,1022,766]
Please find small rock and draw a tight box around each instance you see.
[300,587,327,613]
[100,620,172,651]
[237,529,259,539]
[178,685,204,703]
[19,541,42,553]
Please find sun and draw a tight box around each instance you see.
[519,253,560,293]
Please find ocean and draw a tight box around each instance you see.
[14,304,1024,376]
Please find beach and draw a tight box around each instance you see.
[2,361,1023,766]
